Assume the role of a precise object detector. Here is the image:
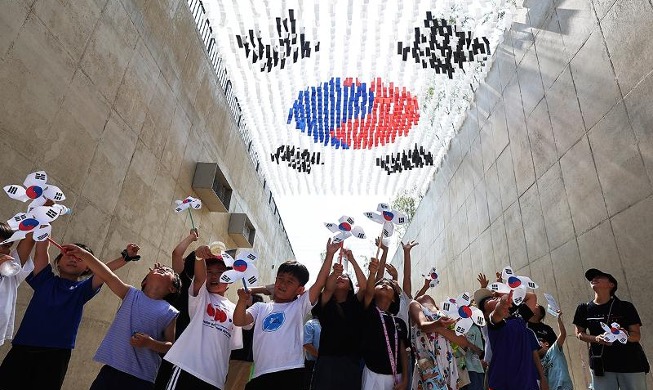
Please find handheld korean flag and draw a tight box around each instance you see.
[422,267,440,287]
[599,322,628,344]
[324,215,366,264]
[440,292,486,335]
[3,171,66,209]
[364,203,407,258]
[174,196,202,230]
[219,250,259,293]
[543,293,561,318]
[1,205,68,245]
[489,266,539,305]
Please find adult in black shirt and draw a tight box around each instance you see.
[310,248,367,390]
[573,268,649,390]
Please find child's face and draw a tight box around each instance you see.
[374,278,397,301]
[143,265,177,295]
[206,261,229,294]
[57,253,89,276]
[335,273,351,291]
[274,272,304,302]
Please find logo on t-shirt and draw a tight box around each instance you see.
[206,303,229,323]
[262,312,285,332]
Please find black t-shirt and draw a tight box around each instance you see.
[311,293,364,357]
[527,321,557,346]
[361,303,408,375]
[573,297,646,373]
[171,252,196,339]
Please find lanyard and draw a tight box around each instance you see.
[377,307,399,384]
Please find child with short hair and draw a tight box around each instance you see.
[0,239,133,390]
[233,239,339,390]
[540,311,573,390]
[0,223,35,347]
[163,243,249,390]
[61,244,180,390]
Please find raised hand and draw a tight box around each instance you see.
[374,236,388,251]
[385,263,398,281]
[401,240,418,251]
[477,273,489,288]
[325,238,341,257]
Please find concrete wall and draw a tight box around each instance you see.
[0,0,293,388]
[393,0,653,387]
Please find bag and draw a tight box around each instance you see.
[591,355,605,377]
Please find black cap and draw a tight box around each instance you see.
[585,268,618,294]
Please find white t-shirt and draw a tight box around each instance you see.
[164,283,244,388]
[0,249,34,346]
[247,292,314,378]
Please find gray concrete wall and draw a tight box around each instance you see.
[392,0,653,387]
[0,0,293,388]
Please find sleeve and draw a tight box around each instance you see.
[311,296,324,319]
[80,274,102,303]
[620,301,642,327]
[230,325,244,350]
[304,321,314,345]
[573,303,588,329]
[10,248,34,284]
[246,302,262,322]
[299,291,314,315]
[188,282,204,317]
[25,263,54,288]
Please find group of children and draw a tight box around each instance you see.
[0,219,575,390]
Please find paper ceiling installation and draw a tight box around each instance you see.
[199,0,517,195]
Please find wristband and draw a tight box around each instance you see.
[121,249,141,262]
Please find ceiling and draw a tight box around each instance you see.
[201,0,518,199]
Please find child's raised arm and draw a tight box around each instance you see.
[363,258,379,309]
[308,238,339,305]
[63,244,130,299]
[343,248,367,301]
[234,288,254,326]
[556,310,567,347]
[15,233,35,266]
[33,240,51,276]
[91,244,138,290]
[192,255,208,297]
[401,240,418,299]
[320,263,343,306]
[171,230,198,274]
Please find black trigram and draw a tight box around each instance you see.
[6,186,18,195]
[36,233,48,241]
[35,173,46,180]
[13,214,26,223]
[346,217,354,224]
[53,193,63,201]
[247,253,256,261]
[45,209,58,219]
[247,276,257,284]
[397,217,405,224]
[220,274,230,283]
[355,233,365,239]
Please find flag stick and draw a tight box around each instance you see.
[338,242,344,264]
[187,208,196,230]
[242,278,249,293]
[47,237,65,253]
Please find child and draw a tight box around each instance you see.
[0,239,133,390]
[163,244,248,390]
[310,248,367,390]
[362,242,410,390]
[0,223,35,347]
[233,238,338,390]
[540,311,573,390]
[62,244,180,390]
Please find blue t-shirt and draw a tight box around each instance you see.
[13,264,99,349]
[487,316,540,390]
[303,318,321,361]
[94,287,178,383]
[542,340,573,390]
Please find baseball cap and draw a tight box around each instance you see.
[585,268,618,294]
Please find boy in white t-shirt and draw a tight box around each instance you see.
[163,243,248,390]
[234,239,340,390]
[0,224,35,347]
